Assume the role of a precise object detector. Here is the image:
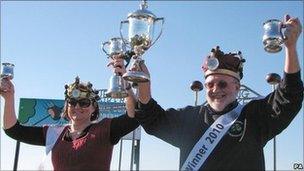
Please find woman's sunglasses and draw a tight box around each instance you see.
[67,98,92,108]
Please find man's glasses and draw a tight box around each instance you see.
[204,80,237,90]
[67,98,92,108]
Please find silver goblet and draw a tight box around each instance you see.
[263,19,286,53]
[1,63,15,80]
[120,0,164,83]
[102,37,130,98]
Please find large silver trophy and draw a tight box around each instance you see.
[120,0,164,83]
[263,19,286,53]
[102,37,130,98]
[1,63,15,80]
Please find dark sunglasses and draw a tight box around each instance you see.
[204,80,237,90]
[67,98,92,108]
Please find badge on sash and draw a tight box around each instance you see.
[228,120,244,137]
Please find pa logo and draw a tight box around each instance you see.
[293,163,303,170]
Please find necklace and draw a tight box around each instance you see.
[68,128,84,135]
[73,130,83,135]
[68,124,91,136]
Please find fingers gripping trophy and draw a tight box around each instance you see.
[102,37,132,98]
[120,0,164,83]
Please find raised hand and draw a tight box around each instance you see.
[107,54,127,76]
[283,14,302,48]
[0,78,15,100]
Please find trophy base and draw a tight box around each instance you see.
[263,38,283,53]
[264,44,282,53]
[122,71,150,83]
[105,90,128,98]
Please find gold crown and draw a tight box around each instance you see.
[64,76,100,100]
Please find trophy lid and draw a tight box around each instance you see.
[110,37,123,41]
[2,63,15,67]
[127,0,157,19]
[263,19,282,25]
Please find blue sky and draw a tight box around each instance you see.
[1,1,303,170]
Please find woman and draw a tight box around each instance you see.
[1,70,138,170]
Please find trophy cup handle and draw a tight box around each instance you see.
[150,17,165,47]
[281,22,288,41]
[102,41,111,57]
[120,20,131,48]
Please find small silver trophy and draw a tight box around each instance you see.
[263,19,286,53]
[1,63,15,80]
[120,0,164,83]
[102,37,130,98]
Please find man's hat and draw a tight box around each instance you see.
[64,76,100,101]
[202,46,246,80]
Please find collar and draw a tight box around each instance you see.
[63,124,92,141]
[206,100,238,116]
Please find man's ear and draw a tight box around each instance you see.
[235,82,241,91]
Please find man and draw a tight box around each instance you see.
[133,14,303,170]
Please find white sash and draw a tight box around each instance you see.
[38,125,65,171]
[181,104,244,171]
[45,126,65,155]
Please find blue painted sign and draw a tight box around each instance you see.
[18,89,140,140]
